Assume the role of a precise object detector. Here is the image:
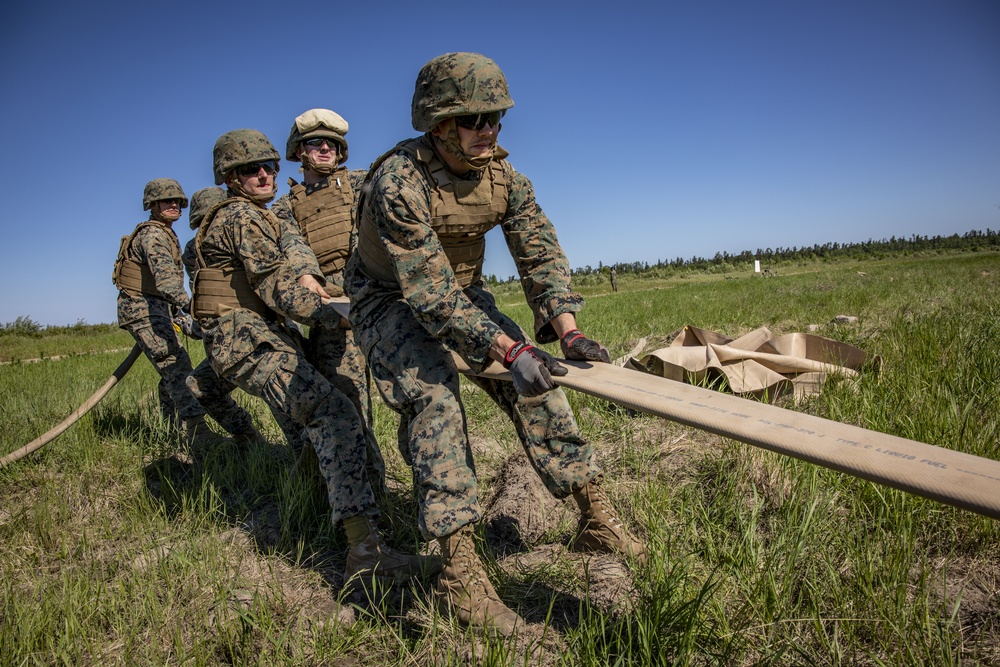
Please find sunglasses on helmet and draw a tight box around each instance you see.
[454,110,505,131]
[235,160,278,177]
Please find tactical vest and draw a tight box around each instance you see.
[191,198,277,321]
[287,169,354,277]
[356,138,509,289]
[112,220,182,298]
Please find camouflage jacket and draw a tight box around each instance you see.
[116,220,189,327]
[196,195,340,328]
[271,169,368,293]
[345,136,583,371]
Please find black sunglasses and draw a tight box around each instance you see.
[303,137,337,148]
[454,110,505,131]
[235,160,278,177]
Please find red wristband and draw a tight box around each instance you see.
[561,329,585,348]
[502,341,533,369]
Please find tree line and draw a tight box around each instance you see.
[485,228,999,285]
[5,229,997,331]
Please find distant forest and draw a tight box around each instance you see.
[486,228,1000,285]
[4,229,998,333]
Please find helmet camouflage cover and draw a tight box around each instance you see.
[285,108,349,164]
[411,52,515,132]
[188,186,227,229]
[142,178,188,210]
[212,129,281,185]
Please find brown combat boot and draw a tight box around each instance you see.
[572,479,647,566]
[232,425,268,448]
[434,524,524,636]
[180,415,218,448]
[343,516,440,588]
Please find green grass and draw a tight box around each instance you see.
[1,252,998,665]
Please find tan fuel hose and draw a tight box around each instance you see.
[0,344,143,468]
[459,357,1000,521]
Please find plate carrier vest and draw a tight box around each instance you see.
[111,220,182,298]
[191,198,277,321]
[286,169,354,279]
[356,138,509,289]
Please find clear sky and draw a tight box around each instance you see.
[1,0,997,326]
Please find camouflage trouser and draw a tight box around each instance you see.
[185,358,253,436]
[124,315,204,423]
[357,289,600,539]
[308,324,386,494]
[187,356,305,447]
[209,315,376,524]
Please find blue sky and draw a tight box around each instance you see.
[1,0,997,326]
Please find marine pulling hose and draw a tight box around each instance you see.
[457,356,1000,521]
[0,344,143,468]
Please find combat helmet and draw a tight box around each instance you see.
[285,109,349,164]
[212,129,281,185]
[142,178,188,210]
[188,187,227,229]
[411,52,514,132]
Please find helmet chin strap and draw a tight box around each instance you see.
[436,119,495,171]
[301,151,337,176]
[228,177,276,206]
[150,207,180,225]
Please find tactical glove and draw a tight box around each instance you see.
[502,341,568,397]
[560,329,611,363]
[173,313,203,340]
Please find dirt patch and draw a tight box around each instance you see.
[482,452,575,555]
[923,557,1000,663]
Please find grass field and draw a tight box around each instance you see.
[1,251,998,665]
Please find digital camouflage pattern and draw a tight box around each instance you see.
[195,193,377,523]
[143,178,188,210]
[411,52,514,132]
[196,198,337,338]
[213,129,281,185]
[117,221,191,325]
[272,168,385,490]
[126,307,204,423]
[344,134,598,539]
[179,230,291,443]
[346,140,583,372]
[356,288,599,539]
[188,187,227,230]
[183,360,253,435]
[116,218,203,424]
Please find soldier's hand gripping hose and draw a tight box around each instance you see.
[502,341,568,397]
[173,312,203,339]
[560,329,611,363]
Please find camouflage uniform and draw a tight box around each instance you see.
[183,188,303,447]
[116,217,204,425]
[273,168,384,486]
[196,195,376,524]
[345,132,601,539]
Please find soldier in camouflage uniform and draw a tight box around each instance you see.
[176,187,272,448]
[193,129,433,587]
[112,178,215,446]
[271,109,384,492]
[345,52,647,635]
